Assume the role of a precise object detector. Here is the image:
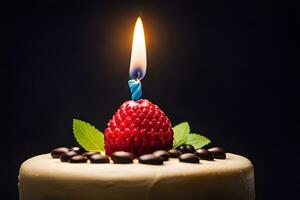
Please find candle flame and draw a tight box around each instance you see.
[129,17,147,80]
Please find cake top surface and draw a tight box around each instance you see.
[20,153,253,181]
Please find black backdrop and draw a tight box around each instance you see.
[4,0,291,199]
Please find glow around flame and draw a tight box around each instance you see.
[129,17,147,80]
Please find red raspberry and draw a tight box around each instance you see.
[104,99,173,157]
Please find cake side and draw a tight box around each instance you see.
[19,153,255,200]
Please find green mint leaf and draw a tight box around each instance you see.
[73,119,104,152]
[172,122,190,147]
[186,133,211,149]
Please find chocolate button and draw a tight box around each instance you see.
[82,151,99,159]
[70,147,86,154]
[179,153,199,163]
[177,144,195,153]
[153,150,169,161]
[69,155,87,163]
[208,147,226,159]
[139,154,163,165]
[168,148,182,158]
[111,151,134,164]
[51,147,69,158]
[90,154,110,163]
[195,149,214,161]
[60,151,78,162]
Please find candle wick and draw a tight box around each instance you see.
[136,72,141,81]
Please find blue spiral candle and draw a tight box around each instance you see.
[128,17,146,101]
[128,79,142,101]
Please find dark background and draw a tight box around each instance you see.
[4,0,291,199]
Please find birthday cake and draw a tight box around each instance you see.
[18,17,255,200]
[19,152,254,200]
[18,99,255,200]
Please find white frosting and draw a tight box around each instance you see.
[19,153,255,200]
